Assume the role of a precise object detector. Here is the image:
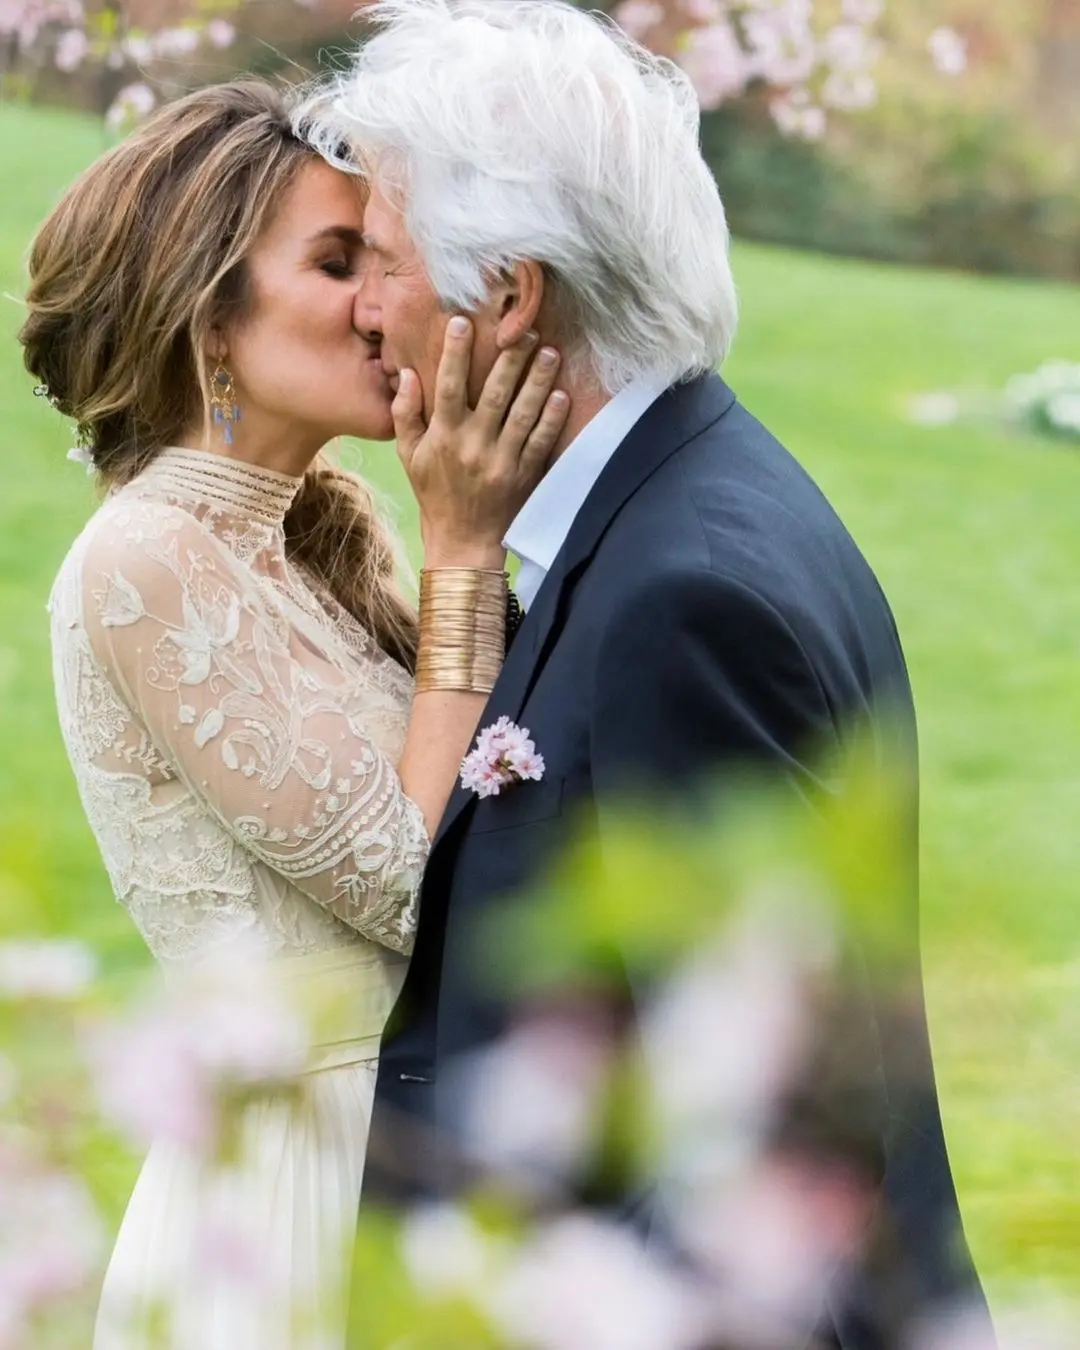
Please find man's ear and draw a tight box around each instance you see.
[492,260,545,350]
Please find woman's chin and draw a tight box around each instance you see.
[343,406,395,444]
[363,414,396,443]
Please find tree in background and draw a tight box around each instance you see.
[611,0,964,140]
[0,0,966,134]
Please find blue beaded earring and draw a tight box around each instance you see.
[210,364,241,446]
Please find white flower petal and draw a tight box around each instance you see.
[98,572,146,628]
[194,708,225,749]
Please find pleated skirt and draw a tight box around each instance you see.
[94,945,407,1350]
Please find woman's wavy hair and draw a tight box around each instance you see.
[19,79,418,671]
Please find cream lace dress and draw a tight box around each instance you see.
[48,447,430,1349]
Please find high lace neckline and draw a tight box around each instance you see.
[136,446,304,526]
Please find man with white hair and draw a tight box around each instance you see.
[299,2,989,1344]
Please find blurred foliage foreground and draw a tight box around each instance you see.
[1,734,1075,1349]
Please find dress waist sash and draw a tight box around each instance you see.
[269,944,409,1074]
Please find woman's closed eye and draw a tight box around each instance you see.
[322,253,401,281]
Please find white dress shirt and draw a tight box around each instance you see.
[503,375,670,610]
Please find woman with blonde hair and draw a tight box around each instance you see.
[20,78,568,1348]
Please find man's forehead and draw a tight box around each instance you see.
[361,190,409,253]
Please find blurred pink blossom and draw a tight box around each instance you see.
[1,0,79,48]
[1,0,39,46]
[643,901,829,1172]
[841,0,883,21]
[821,69,878,111]
[0,938,97,999]
[0,1139,104,1345]
[152,25,199,58]
[105,82,156,132]
[685,0,723,21]
[820,21,881,72]
[86,949,310,1151]
[88,1008,212,1149]
[771,90,827,139]
[487,1214,709,1350]
[928,26,967,76]
[682,1151,876,1344]
[122,33,154,64]
[53,26,88,70]
[400,1203,497,1298]
[205,18,236,48]
[679,20,748,108]
[608,0,889,135]
[459,1007,611,1191]
[741,5,816,88]
[184,956,310,1086]
[613,0,665,40]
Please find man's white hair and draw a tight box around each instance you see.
[296,0,738,393]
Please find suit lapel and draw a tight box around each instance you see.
[430,372,737,853]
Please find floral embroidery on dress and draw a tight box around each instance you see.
[49,447,428,968]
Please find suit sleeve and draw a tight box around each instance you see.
[590,569,837,803]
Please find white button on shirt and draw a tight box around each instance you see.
[503,376,670,611]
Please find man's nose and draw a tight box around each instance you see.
[352,274,383,341]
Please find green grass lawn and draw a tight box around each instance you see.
[2,99,1079,1307]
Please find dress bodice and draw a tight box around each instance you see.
[49,447,428,968]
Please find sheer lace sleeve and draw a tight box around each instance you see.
[79,500,428,955]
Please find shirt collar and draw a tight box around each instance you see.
[504,375,670,578]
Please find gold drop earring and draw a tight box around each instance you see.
[210,364,241,446]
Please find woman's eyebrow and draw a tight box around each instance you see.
[306,225,365,247]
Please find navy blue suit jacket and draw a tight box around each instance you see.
[364,373,988,1348]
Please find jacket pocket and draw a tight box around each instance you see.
[467,775,566,835]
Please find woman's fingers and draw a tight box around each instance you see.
[472,331,541,436]
[392,370,426,471]
[497,345,563,464]
[430,316,476,427]
[517,389,571,481]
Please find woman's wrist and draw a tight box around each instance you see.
[422,541,508,572]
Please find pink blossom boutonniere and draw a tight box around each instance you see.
[460,716,546,799]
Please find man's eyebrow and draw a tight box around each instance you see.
[360,232,393,256]
[307,225,364,246]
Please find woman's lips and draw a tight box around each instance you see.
[363,354,390,382]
